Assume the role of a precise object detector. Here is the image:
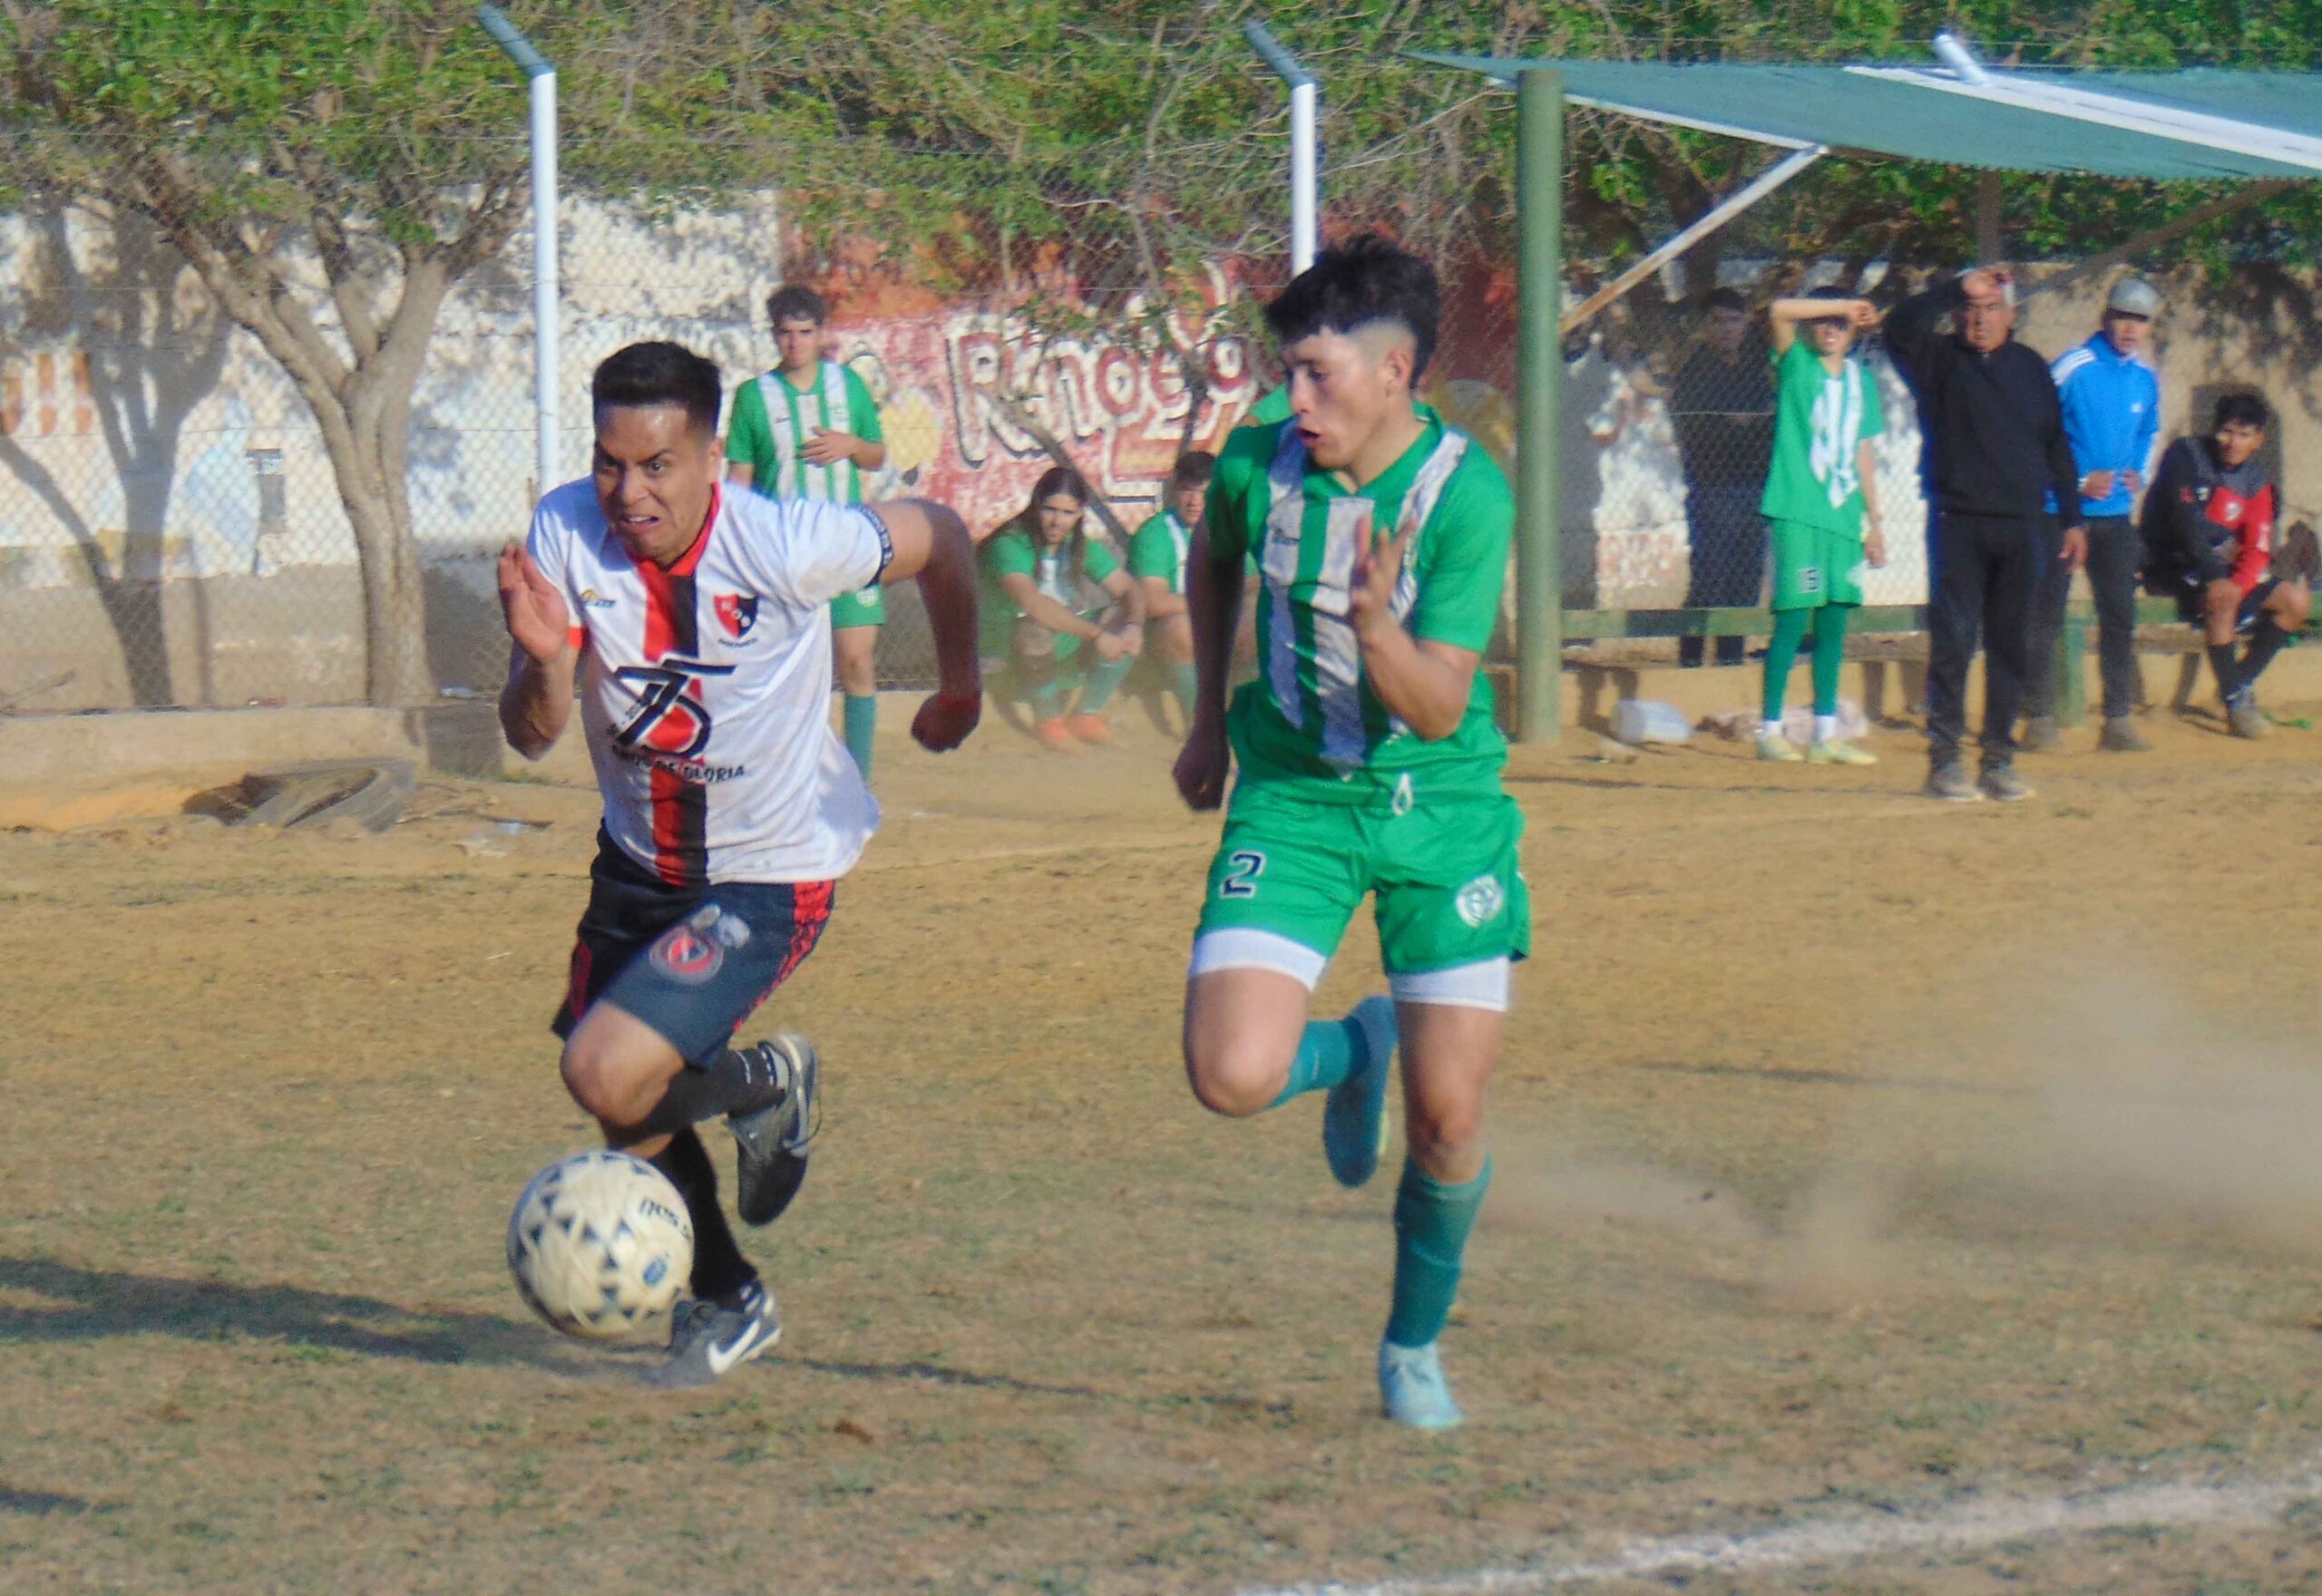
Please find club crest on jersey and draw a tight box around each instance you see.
[714,593,759,641]
[610,659,736,760]
[650,923,724,985]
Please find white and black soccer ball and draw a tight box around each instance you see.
[506,1150,694,1340]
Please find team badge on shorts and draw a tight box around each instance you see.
[1455,874,1507,929]
[650,909,728,985]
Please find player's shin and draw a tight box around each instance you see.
[649,1127,758,1302]
[1385,1153,1493,1348]
[2241,616,2290,688]
[634,1044,791,1138]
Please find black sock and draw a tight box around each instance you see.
[2241,618,2290,688]
[636,1045,786,1138]
[650,1128,757,1303]
[2209,642,2244,700]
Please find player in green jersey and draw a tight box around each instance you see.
[981,466,1146,750]
[725,286,890,781]
[1756,288,1887,766]
[1174,235,1525,1429]
[1130,451,1216,725]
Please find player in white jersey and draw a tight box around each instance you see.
[497,341,981,1387]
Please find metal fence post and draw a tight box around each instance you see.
[1517,68,1565,741]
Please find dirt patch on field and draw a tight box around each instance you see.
[6,704,2322,1592]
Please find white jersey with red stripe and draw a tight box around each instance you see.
[524,479,893,887]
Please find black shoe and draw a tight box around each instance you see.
[2020,715,2061,753]
[2098,716,2151,753]
[729,1034,819,1227]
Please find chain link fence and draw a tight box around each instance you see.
[2,182,2317,714]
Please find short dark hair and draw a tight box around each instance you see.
[592,341,721,439]
[1168,451,1217,492]
[1702,287,1747,315]
[2214,392,2270,431]
[1263,232,1439,383]
[766,285,828,328]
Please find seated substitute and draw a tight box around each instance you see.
[979,466,1146,750]
[1130,450,1216,725]
[2142,394,2309,739]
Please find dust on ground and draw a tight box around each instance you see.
[6,697,2322,1593]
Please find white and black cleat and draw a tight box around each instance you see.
[730,1033,820,1227]
[639,1280,781,1389]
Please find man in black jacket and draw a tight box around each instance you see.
[1885,267,2084,802]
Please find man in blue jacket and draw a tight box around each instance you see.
[2024,278,2161,753]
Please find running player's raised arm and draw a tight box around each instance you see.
[868,498,981,752]
[497,503,583,760]
[1352,470,1512,742]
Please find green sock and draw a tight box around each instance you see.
[1762,609,1810,725]
[1079,652,1133,715]
[842,694,876,779]
[1169,661,1198,718]
[1811,603,1850,717]
[1385,1155,1492,1348]
[1266,1017,1361,1109]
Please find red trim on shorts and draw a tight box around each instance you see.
[563,938,595,1025]
[776,880,834,988]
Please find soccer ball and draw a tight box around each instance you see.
[506,1150,694,1339]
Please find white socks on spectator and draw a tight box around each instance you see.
[1761,718,1784,740]
[1813,714,1838,744]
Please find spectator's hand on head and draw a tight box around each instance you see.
[2083,470,2115,501]
[1961,266,2011,301]
[1849,301,1880,329]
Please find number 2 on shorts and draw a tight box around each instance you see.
[1220,850,1266,899]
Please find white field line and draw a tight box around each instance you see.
[1241,1465,2322,1596]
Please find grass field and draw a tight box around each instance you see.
[8,697,2322,1594]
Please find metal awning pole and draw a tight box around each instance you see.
[1516,67,1565,742]
[1559,144,1827,334]
[1244,20,1319,273]
[480,5,559,501]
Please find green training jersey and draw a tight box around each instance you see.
[1760,341,1883,538]
[727,360,885,504]
[1205,409,1513,806]
[979,525,1122,658]
[1128,509,1193,595]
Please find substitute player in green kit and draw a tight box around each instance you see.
[1755,287,1887,765]
[726,287,890,781]
[1173,235,1526,1430]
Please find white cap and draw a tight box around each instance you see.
[2107,277,2161,318]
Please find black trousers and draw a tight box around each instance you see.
[1927,511,2045,766]
[2024,515,2142,722]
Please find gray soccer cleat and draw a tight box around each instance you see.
[2098,716,2152,752]
[2021,715,2062,752]
[2227,693,2268,740]
[729,1033,819,1227]
[639,1279,781,1389]
[1979,764,2034,803]
[1924,762,1982,803]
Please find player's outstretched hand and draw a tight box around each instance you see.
[1174,723,1230,812]
[1349,522,1414,644]
[912,691,981,754]
[497,542,571,665]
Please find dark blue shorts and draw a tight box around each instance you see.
[552,830,834,1067]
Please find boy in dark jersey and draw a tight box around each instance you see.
[2142,394,2309,738]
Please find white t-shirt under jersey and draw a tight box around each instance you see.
[524,480,893,886]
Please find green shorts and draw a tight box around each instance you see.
[1770,520,1866,611]
[1194,783,1529,985]
[832,585,885,629]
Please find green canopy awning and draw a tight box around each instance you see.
[1415,55,2322,181]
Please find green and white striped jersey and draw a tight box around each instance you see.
[1205,409,1513,805]
[725,360,884,504]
